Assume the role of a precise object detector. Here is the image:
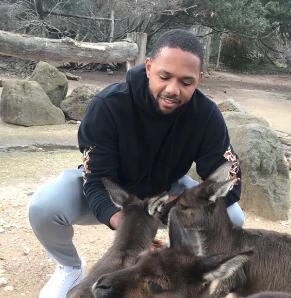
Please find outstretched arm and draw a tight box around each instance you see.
[78,96,120,228]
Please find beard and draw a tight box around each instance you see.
[150,93,184,115]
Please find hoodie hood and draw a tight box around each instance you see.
[126,64,191,119]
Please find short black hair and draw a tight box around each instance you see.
[151,29,204,70]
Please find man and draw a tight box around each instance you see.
[28,29,244,298]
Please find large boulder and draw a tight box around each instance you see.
[60,85,101,121]
[188,110,290,221]
[223,111,290,221]
[217,98,245,113]
[29,61,68,107]
[0,80,66,126]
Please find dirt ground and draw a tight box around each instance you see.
[0,69,291,298]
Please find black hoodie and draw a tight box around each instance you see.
[78,64,241,227]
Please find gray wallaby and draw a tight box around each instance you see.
[93,198,253,298]
[68,178,166,297]
[166,161,291,296]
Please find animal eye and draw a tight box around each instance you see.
[180,203,189,210]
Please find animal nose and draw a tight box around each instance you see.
[92,277,113,298]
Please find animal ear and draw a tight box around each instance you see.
[168,209,204,255]
[147,193,169,217]
[147,194,178,224]
[200,250,253,282]
[207,161,233,183]
[207,178,238,203]
[102,178,130,208]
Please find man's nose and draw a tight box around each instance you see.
[164,80,180,97]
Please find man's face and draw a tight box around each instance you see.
[145,47,203,114]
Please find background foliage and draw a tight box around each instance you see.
[1,0,291,70]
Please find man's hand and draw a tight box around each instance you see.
[109,211,123,230]
[149,239,166,251]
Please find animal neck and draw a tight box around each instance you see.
[113,213,159,252]
[204,199,234,253]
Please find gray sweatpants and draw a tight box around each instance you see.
[28,168,244,267]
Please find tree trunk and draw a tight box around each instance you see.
[0,30,138,64]
[126,32,147,70]
[216,33,223,70]
[109,10,115,42]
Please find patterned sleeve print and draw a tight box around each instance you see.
[82,146,96,185]
[223,146,240,179]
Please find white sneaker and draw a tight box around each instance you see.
[39,263,85,298]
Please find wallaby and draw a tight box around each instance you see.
[164,161,291,296]
[68,178,167,297]
[93,198,253,298]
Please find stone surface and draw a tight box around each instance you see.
[60,85,101,121]
[217,98,246,113]
[188,111,290,221]
[0,80,66,126]
[224,112,290,221]
[29,61,68,107]
[223,111,270,127]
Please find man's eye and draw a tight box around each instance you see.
[182,81,192,86]
[160,76,169,80]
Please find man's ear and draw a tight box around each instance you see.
[102,178,130,208]
[145,57,152,79]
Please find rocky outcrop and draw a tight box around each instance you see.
[223,111,290,221]
[0,80,65,126]
[217,98,245,113]
[29,61,68,107]
[60,85,101,121]
[188,104,290,221]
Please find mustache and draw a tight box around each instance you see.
[159,94,180,101]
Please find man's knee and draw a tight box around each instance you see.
[168,175,199,196]
[28,168,86,230]
[28,188,60,231]
[226,202,245,227]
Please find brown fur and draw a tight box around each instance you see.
[245,292,291,298]
[168,163,291,296]
[94,246,253,298]
[68,180,162,298]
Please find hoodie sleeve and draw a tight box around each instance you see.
[195,105,241,206]
[78,96,120,227]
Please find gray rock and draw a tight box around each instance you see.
[60,85,101,121]
[29,61,68,107]
[218,99,245,113]
[188,111,290,221]
[223,111,270,127]
[0,80,66,126]
[224,112,290,221]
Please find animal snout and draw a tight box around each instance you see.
[92,276,113,298]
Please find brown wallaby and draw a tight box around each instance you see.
[92,209,253,298]
[227,292,291,298]
[245,292,291,298]
[165,161,291,296]
[68,178,167,298]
